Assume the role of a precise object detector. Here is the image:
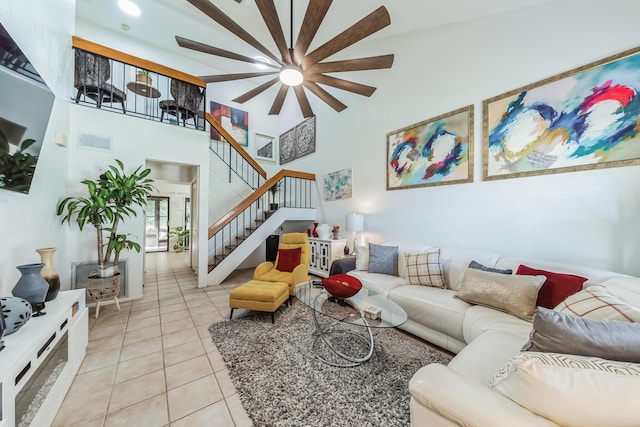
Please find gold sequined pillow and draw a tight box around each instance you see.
[456,268,545,321]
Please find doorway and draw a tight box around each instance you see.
[145,196,169,252]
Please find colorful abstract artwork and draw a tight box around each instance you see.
[210,101,249,147]
[484,46,640,180]
[323,168,353,201]
[279,116,316,165]
[387,106,473,190]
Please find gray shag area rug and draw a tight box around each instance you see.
[209,300,452,427]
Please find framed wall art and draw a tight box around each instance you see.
[255,133,275,161]
[279,116,316,165]
[210,101,249,147]
[323,168,353,201]
[387,105,473,190]
[484,46,640,180]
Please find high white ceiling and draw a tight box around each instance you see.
[76,0,555,76]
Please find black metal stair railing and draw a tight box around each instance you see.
[208,171,315,272]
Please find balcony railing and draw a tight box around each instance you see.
[71,37,207,131]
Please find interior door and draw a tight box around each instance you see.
[145,196,169,252]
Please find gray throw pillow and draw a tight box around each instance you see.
[367,243,398,276]
[468,260,513,275]
[522,307,640,363]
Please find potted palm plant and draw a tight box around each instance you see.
[56,160,154,277]
[168,226,190,252]
[268,181,281,211]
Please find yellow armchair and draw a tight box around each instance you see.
[254,232,311,296]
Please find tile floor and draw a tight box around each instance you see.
[53,251,254,427]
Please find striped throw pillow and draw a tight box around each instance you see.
[554,285,640,322]
[404,250,445,288]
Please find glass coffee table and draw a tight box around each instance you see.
[295,280,408,367]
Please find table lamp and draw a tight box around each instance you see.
[346,213,364,255]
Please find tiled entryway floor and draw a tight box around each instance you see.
[53,251,253,427]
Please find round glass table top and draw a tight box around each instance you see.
[295,280,408,328]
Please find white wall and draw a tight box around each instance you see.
[0,0,74,296]
[288,0,640,276]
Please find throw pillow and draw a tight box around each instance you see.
[355,245,369,271]
[516,264,586,309]
[405,250,445,288]
[456,269,545,321]
[489,351,640,427]
[367,243,399,276]
[275,247,301,273]
[522,307,640,363]
[468,260,512,275]
[555,285,640,322]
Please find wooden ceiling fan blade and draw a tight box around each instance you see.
[303,81,346,112]
[307,73,377,97]
[293,0,333,63]
[294,86,314,118]
[176,36,279,69]
[303,6,391,67]
[306,54,394,74]
[200,71,278,83]
[186,0,283,65]
[256,0,292,64]
[269,84,289,115]
[233,77,280,103]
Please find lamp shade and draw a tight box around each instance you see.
[346,214,364,232]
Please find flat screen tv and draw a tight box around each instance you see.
[0,22,55,194]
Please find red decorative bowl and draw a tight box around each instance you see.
[321,274,362,299]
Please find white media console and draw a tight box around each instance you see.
[0,290,88,427]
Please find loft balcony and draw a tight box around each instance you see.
[71,37,207,131]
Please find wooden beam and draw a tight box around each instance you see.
[72,36,206,88]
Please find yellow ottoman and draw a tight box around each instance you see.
[229,280,289,323]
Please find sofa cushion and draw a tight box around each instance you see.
[469,260,512,275]
[522,307,640,363]
[368,243,399,276]
[449,329,529,385]
[555,284,640,322]
[355,245,369,270]
[275,247,301,272]
[347,270,407,298]
[456,269,545,321]
[389,286,469,343]
[405,250,445,288]
[516,264,586,309]
[489,352,640,427]
[442,248,503,291]
[598,277,640,308]
[463,305,533,343]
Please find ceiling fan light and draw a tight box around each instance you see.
[118,0,141,17]
[279,66,303,86]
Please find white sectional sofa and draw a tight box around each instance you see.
[346,245,640,427]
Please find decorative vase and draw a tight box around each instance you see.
[312,222,319,238]
[12,263,48,317]
[36,247,60,301]
[0,296,32,335]
[317,223,331,240]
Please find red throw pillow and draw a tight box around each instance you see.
[275,247,302,272]
[516,265,587,309]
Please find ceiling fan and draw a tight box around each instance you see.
[176,0,394,118]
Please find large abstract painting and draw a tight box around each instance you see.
[210,102,249,147]
[323,168,353,201]
[484,46,640,180]
[387,105,473,190]
[279,116,316,165]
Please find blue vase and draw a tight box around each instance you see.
[0,296,32,335]
[12,263,49,316]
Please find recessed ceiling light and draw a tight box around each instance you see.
[121,23,130,31]
[118,0,140,17]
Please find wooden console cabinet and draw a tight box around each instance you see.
[309,238,347,277]
[0,290,88,427]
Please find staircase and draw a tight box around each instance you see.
[205,114,317,283]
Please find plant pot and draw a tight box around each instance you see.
[136,73,152,86]
[269,203,279,211]
[36,247,60,301]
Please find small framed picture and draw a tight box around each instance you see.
[255,133,276,162]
